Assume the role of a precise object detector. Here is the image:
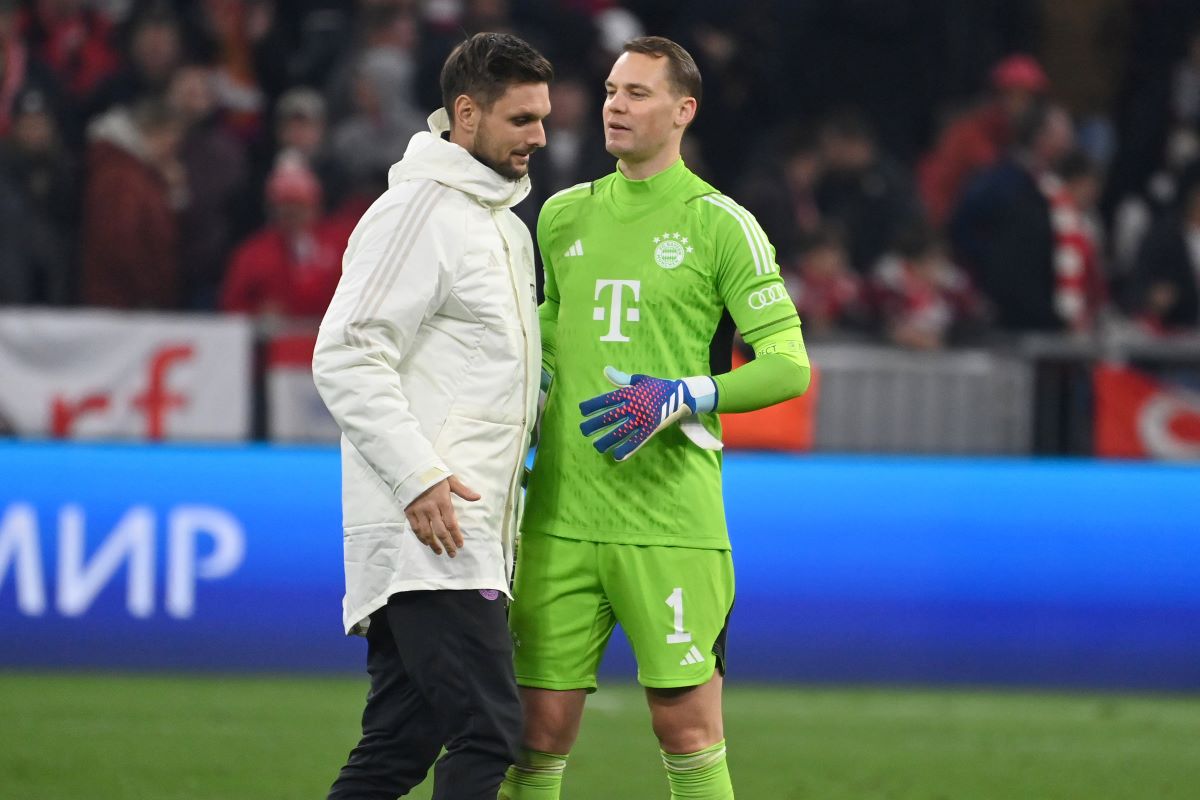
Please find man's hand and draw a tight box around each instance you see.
[404,476,481,557]
[579,366,719,461]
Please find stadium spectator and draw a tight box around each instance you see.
[1131,176,1200,333]
[1042,150,1107,333]
[329,47,425,202]
[79,98,185,309]
[1,0,67,139]
[323,1,421,123]
[189,0,281,141]
[918,54,1050,228]
[1169,27,1200,158]
[168,62,248,309]
[815,108,921,275]
[19,0,121,101]
[788,227,869,338]
[950,101,1076,332]
[269,86,346,210]
[1110,27,1200,284]
[219,153,347,320]
[536,73,610,194]
[0,85,77,305]
[871,225,985,350]
[737,124,824,264]
[675,5,777,190]
[87,7,183,118]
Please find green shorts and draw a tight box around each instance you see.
[510,531,735,690]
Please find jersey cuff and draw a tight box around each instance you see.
[682,375,718,413]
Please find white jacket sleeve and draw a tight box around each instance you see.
[313,182,459,508]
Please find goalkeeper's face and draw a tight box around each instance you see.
[603,52,695,163]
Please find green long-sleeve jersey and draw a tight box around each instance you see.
[523,158,802,549]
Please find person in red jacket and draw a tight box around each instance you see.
[219,153,350,319]
[918,54,1050,227]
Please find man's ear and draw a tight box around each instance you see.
[675,96,697,129]
[452,94,478,133]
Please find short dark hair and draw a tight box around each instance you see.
[622,36,702,106]
[440,32,553,119]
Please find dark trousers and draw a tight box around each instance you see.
[327,590,522,800]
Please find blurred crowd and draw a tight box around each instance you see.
[3,0,1200,350]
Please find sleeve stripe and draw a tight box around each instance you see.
[346,182,449,348]
[345,180,440,346]
[740,315,799,339]
[546,181,592,202]
[701,194,775,276]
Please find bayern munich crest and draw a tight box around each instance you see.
[653,232,693,269]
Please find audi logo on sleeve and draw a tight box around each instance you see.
[747,284,788,310]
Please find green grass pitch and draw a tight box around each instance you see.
[2,672,1198,799]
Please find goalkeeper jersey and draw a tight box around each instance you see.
[523,158,800,549]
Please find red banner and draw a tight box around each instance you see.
[0,310,252,441]
[1093,364,1200,459]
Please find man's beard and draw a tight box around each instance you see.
[472,128,528,181]
[473,151,526,181]
[470,151,523,181]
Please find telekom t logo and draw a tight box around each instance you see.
[593,279,641,342]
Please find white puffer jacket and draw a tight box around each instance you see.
[313,110,540,634]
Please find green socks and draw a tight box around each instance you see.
[497,748,568,800]
[661,740,734,799]
[498,741,732,799]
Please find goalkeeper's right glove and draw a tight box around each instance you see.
[578,366,722,461]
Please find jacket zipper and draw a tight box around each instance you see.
[493,210,535,583]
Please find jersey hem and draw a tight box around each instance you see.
[521,524,731,551]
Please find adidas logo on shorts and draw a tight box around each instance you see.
[679,645,705,666]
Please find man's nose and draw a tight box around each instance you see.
[529,121,546,149]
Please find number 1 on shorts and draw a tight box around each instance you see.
[665,587,692,644]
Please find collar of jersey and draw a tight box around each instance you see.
[609,157,689,206]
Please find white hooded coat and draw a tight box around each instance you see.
[313,110,541,634]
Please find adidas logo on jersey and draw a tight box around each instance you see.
[563,239,584,258]
[679,645,706,666]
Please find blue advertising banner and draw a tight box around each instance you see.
[1,443,1198,689]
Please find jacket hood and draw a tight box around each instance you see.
[387,109,531,209]
[86,107,150,164]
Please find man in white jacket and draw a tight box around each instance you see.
[313,33,552,800]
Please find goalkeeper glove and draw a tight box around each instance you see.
[579,366,722,461]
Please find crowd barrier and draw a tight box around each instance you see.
[3,310,1200,457]
[1,442,1196,689]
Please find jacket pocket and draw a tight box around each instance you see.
[342,522,402,614]
[434,413,524,544]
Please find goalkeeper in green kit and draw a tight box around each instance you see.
[499,36,811,800]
